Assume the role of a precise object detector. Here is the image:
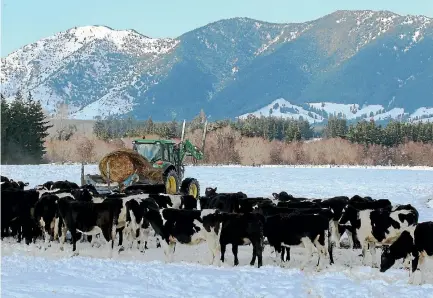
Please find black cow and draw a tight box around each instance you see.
[239,197,274,213]
[1,189,39,244]
[340,203,419,267]
[380,221,433,285]
[272,191,309,202]
[202,211,265,268]
[180,195,198,210]
[124,184,166,195]
[57,197,123,256]
[199,193,245,213]
[264,212,334,270]
[1,179,29,190]
[204,187,247,199]
[277,201,320,209]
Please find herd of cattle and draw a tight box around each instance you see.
[1,175,432,285]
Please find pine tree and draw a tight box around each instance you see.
[1,94,11,162]
[25,93,52,163]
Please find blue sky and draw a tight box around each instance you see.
[1,0,432,56]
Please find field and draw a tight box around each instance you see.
[1,164,433,297]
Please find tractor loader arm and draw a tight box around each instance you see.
[181,139,204,161]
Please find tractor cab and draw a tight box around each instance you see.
[132,139,177,165]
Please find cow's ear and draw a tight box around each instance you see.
[272,193,278,199]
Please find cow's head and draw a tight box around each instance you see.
[205,187,217,197]
[202,210,225,233]
[339,204,357,225]
[380,245,395,272]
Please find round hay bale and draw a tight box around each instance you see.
[99,149,163,183]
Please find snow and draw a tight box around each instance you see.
[372,108,405,121]
[69,90,136,120]
[1,164,433,296]
[410,107,433,119]
[238,98,323,123]
[308,102,385,120]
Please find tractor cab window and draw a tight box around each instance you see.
[134,143,162,162]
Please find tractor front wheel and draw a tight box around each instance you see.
[164,170,179,195]
[180,178,200,199]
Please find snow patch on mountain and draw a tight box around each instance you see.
[372,108,406,121]
[240,100,433,124]
[308,102,385,120]
[238,98,324,123]
[69,90,135,120]
[410,107,433,119]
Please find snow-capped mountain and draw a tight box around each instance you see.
[1,10,432,122]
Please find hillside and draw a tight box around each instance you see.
[1,10,432,123]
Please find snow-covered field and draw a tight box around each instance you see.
[2,164,433,297]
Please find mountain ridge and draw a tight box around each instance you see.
[1,10,432,123]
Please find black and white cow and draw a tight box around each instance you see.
[202,211,265,268]
[33,194,64,249]
[339,198,393,249]
[57,197,123,257]
[264,212,334,271]
[340,203,419,267]
[255,204,335,263]
[143,207,222,264]
[380,221,433,285]
[318,196,350,248]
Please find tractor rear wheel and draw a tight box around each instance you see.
[180,178,200,199]
[164,170,179,195]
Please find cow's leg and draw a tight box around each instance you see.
[250,243,257,266]
[313,233,327,271]
[161,240,175,263]
[59,224,67,251]
[328,232,334,265]
[331,221,340,249]
[403,254,411,270]
[369,242,378,268]
[232,244,239,266]
[360,240,369,266]
[220,243,226,263]
[344,228,354,249]
[300,238,314,270]
[251,239,263,268]
[409,253,419,284]
[285,247,290,262]
[409,253,425,285]
[280,246,286,262]
[139,228,150,252]
[70,227,79,255]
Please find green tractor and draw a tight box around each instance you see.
[83,120,207,199]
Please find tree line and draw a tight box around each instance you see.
[93,112,433,147]
[1,92,52,164]
[93,112,317,143]
[325,117,433,146]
